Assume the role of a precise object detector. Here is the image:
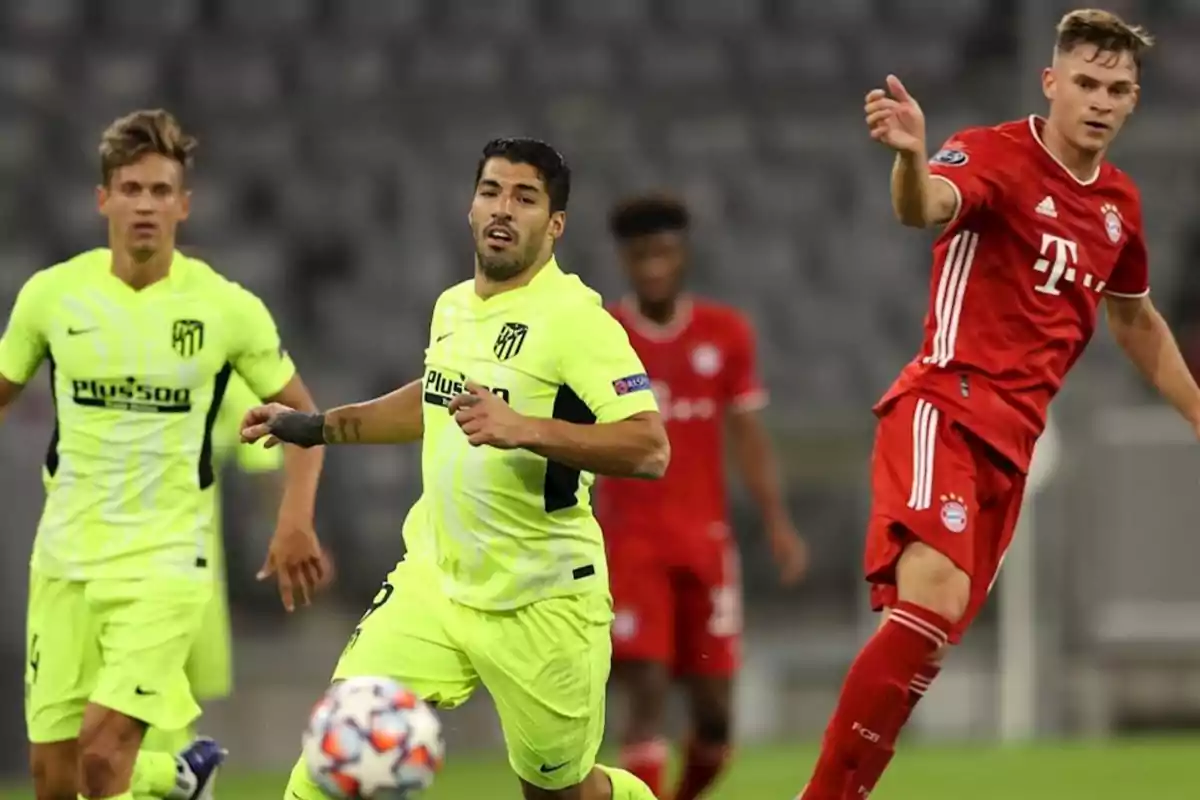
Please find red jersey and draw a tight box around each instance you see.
[878,116,1149,472]
[598,297,766,540]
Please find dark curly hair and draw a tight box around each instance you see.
[474,138,571,213]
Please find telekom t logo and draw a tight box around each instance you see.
[1032,233,1079,295]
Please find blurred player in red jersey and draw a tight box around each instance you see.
[799,10,1200,799]
[598,195,808,800]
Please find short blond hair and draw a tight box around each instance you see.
[99,109,197,186]
[1056,9,1154,69]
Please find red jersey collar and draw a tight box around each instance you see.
[620,295,694,342]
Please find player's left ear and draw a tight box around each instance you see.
[548,210,566,241]
[178,189,192,221]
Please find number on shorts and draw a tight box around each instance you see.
[707,586,741,637]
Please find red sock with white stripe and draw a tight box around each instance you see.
[620,738,669,797]
[799,603,952,800]
[846,661,942,798]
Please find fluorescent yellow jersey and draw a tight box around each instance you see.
[0,249,295,581]
[406,258,658,610]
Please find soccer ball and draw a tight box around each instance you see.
[302,676,445,799]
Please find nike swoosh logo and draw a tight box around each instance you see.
[436,332,453,342]
[67,327,98,336]
[539,762,569,773]
[135,686,157,696]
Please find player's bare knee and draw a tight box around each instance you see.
[77,745,122,799]
[694,712,732,746]
[895,541,970,622]
[77,709,142,797]
[687,677,733,745]
[30,744,77,800]
[615,660,670,738]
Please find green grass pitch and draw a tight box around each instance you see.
[4,737,1196,799]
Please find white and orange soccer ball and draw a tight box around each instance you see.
[302,676,445,799]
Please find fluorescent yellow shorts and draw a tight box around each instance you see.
[184,534,232,701]
[25,570,211,743]
[332,560,613,790]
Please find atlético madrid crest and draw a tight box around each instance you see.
[172,319,204,358]
[493,322,528,361]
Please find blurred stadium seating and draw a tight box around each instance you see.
[0,0,1198,779]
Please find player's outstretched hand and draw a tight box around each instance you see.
[241,402,292,448]
[241,403,326,449]
[449,380,531,449]
[258,519,332,612]
[767,519,809,587]
[864,74,926,155]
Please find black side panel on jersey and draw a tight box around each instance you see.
[44,355,59,476]
[197,363,234,490]
[543,385,597,513]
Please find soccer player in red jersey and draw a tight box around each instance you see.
[598,195,808,800]
[798,10,1200,799]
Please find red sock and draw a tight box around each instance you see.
[847,662,942,798]
[620,738,669,797]
[800,603,952,800]
[673,737,731,800]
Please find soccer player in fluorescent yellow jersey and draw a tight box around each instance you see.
[0,110,328,800]
[247,139,669,800]
[139,372,283,783]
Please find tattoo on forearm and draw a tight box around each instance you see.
[323,415,363,444]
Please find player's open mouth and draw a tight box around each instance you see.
[484,226,515,247]
[1084,121,1110,131]
[132,222,158,233]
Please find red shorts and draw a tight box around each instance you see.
[865,394,1026,644]
[607,523,741,677]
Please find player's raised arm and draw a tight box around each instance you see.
[0,271,50,420]
[448,303,669,479]
[241,378,425,447]
[865,75,959,228]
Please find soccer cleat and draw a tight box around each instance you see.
[170,736,227,800]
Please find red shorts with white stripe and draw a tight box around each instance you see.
[864,393,1027,644]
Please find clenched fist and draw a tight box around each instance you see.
[448,381,535,449]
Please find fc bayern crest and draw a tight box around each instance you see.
[691,344,722,377]
[939,494,968,533]
[1101,203,1123,243]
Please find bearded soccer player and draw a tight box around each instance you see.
[138,371,284,797]
[799,11,1200,799]
[248,138,668,800]
[596,195,807,799]
[1,110,327,800]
